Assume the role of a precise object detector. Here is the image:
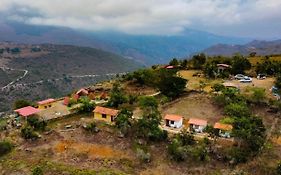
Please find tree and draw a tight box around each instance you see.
[115,109,133,135]
[180,59,188,68]
[0,141,13,157]
[192,53,206,69]
[250,87,266,104]
[231,54,251,75]
[138,96,158,115]
[107,82,128,107]
[212,83,225,92]
[21,126,39,140]
[224,102,250,118]
[157,76,187,98]
[13,99,31,109]
[78,96,95,112]
[27,117,47,131]
[169,58,179,66]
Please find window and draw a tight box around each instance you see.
[49,105,52,107]
[44,106,47,109]
[102,114,107,118]
[170,121,174,124]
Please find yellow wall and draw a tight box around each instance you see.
[38,103,53,110]
[94,112,114,123]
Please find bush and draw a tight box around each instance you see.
[13,99,31,109]
[21,126,39,140]
[212,83,225,92]
[136,148,151,163]
[0,141,13,157]
[32,166,43,175]
[27,117,47,131]
[84,122,99,133]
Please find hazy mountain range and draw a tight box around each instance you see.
[202,39,281,56]
[0,21,250,65]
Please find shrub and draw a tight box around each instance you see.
[84,122,98,133]
[13,99,31,110]
[21,126,39,140]
[0,141,13,157]
[212,83,225,92]
[27,117,47,131]
[136,148,151,163]
[32,166,43,175]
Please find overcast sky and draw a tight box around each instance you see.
[0,0,281,39]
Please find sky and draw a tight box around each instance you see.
[0,0,281,39]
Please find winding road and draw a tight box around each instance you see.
[0,66,126,92]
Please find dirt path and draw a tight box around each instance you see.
[266,117,279,141]
[0,66,29,90]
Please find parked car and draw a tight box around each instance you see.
[235,74,245,80]
[239,76,252,83]
[257,74,266,80]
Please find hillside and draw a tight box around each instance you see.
[0,43,141,112]
[0,22,249,65]
[202,39,281,56]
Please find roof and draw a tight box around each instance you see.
[14,106,41,117]
[93,106,119,116]
[223,82,239,89]
[214,122,233,131]
[165,65,175,69]
[217,64,231,68]
[188,118,207,126]
[38,98,55,105]
[76,88,89,95]
[63,97,70,106]
[164,114,183,121]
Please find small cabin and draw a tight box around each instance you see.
[37,98,56,109]
[164,114,183,128]
[188,118,207,133]
[93,106,119,124]
[76,88,89,97]
[214,122,233,138]
[217,64,231,72]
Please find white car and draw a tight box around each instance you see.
[235,74,245,80]
[239,76,252,83]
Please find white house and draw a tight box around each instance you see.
[214,122,233,138]
[188,118,207,133]
[164,114,183,128]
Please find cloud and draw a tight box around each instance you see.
[0,0,281,37]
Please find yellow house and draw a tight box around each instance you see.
[93,106,119,124]
[37,98,56,109]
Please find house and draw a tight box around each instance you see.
[63,97,70,106]
[37,98,56,109]
[76,88,89,97]
[14,106,41,119]
[217,64,231,72]
[188,118,207,133]
[164,114,183,128]
[93,106,119,124]
[214,122,233,138]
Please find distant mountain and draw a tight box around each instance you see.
[0,21,250,65]
[0,43,141,112]
[202,40,281,56]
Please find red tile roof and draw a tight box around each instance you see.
[14,106,40,117]
[214,122,233,131]
[63,97,70,106]
[38,98,55,105]
[188,118,208,126]
[93,106,119,116]
[217,64,231,68]
[76,88,89,95]
[164,114,183,121]
[165,65,174,69]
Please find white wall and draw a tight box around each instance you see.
[167,119,183,128]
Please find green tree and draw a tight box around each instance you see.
[107,82,128,107]
[250,87,266,104]
[224,102,250,118]
[157,76,187,98]
[115,109,133,135]
[169,58,179,66]
[231,54,251,75]
[0,141,13,157]
[192,53,206,69]
[13,99,31,109]
[21,126,39,140]
[78,96,95,112]
[138,96,158,115]
[27,117,47,131]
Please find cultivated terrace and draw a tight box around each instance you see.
[1,54,281,175]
